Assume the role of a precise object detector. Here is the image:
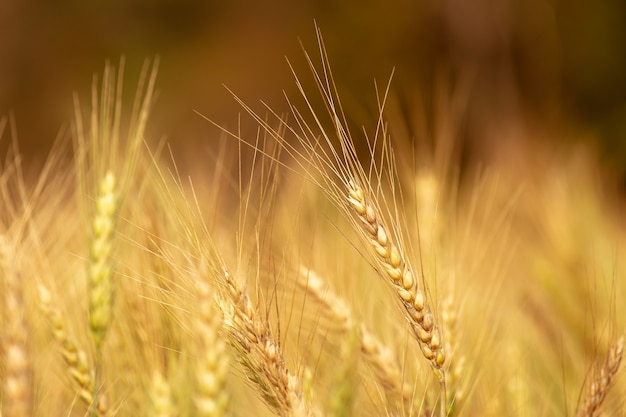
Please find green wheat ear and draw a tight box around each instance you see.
[89,170,119,350]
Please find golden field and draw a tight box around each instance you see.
[1,26,625,417]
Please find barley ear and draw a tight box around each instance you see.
[576,336,624,417]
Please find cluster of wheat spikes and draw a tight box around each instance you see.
[1,27,625,417]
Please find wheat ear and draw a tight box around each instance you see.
[88,170,118,349]
[576,336,624,417]
[231,27,449,413]
[300,266,411,410]
[217,266,318,417]
[86,170,118,417]
[149,371,174,417]
[225,26,446,371]
[441,294,464,413]
[194,275,230,417]
[347,181,446,372]
[1,237,32,417]
[38,285,107,416]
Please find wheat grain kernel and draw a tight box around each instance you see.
[70,367,91,388]
[373,241,389,258]
[430,329,441,350]
[398,289,414,302]
[362,221,378,236]
[414,292,425,311]
[402,270,414,290]
[365,204,376,223]
[377,225,388,246]
[436,350,445,367]
[408,308,423,323]
[422,312,434,332]
[386,266,403,281]
[348,182,364,200]
[415,327,432,343]
[421,344,435,360]
[79,388,93,404]
[349,198,366,215]
[389,246,401,268]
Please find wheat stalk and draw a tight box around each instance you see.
[576,336,624,417]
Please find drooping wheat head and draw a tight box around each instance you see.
[229,27,448,414]
[576,336,624,417]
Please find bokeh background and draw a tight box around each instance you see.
[1,0,625,180]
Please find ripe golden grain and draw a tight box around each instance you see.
[217,265,320,417]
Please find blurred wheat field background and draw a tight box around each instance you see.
[2,15,626,417]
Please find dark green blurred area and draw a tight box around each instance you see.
[1,0,625,176]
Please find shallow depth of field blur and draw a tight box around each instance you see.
[1,1,626,417]
[2,0,626,172]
